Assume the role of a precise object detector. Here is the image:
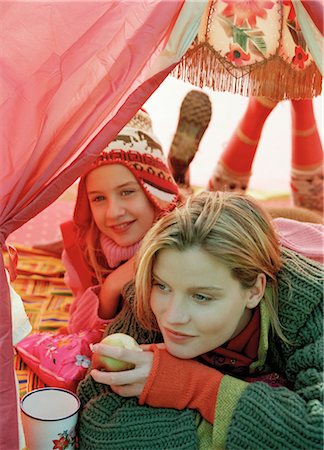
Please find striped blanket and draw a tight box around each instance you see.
[4,245,73,397]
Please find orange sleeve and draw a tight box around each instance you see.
[139,345,224,424]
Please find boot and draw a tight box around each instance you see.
[168,90,212,189]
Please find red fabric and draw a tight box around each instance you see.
[62,274,108,335]
[221,98,276,173]
[60,220,94,290]
[0,2,191,446]
[198,307,260,375]
[239,98,276,139]
[0,260,19,449]
[139,345,224,424]
[290,100,323,168]
[5,244,18,283]
[301,0,324,35]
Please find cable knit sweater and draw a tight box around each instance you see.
[77,248,323,450]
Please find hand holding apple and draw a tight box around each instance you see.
[91,335,155,397]
[92,333,142,372]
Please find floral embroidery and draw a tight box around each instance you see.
[75,354,91,368]
[218,1,271,64]
[45,345,58,360]
[218,0,312,71]
[293,46,309,69]
[222,0,275,28]
[226,43,251,66]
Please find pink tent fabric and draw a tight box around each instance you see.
[0,2,206,447]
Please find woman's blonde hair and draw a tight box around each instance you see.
[135,191,285,340]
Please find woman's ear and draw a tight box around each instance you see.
[246,273,266,309]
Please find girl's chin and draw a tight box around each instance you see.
[111,235,138,247]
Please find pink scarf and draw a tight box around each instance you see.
[100,234,141,269]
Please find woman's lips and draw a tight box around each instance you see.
[163,327,195,342]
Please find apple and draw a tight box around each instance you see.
[92,333,142,372]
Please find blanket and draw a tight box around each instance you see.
[3,244,73,398]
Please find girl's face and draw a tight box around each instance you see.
[151,247,263,359]
[86,164,156,247]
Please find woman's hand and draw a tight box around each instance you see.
[90,343,155,397]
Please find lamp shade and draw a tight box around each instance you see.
[173,0,322,99]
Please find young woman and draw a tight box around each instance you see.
[78,191,323,449]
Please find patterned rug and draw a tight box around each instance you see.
[4,245,73,398]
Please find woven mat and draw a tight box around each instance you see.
[4,244,73,398]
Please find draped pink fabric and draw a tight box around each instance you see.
[301,0,324,35]
[0,2,188,448]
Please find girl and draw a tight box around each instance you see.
[61,108,179,335]
[16,110,180,391]
[78,191,323,449]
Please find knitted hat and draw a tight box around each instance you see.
[74,109,179,229]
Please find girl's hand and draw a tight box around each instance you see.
[90,343,154,398]
[99,257,136,319]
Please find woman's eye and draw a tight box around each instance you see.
[192,293,211,302]
[153,282,168,292]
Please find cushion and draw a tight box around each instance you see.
[15,329,102,392]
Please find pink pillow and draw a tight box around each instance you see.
[16,329,102,392]
[275,218,324,264]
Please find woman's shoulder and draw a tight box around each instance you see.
[278,247,323,291]
[277,248,323,342]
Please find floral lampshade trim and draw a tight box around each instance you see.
[172,0,322,99]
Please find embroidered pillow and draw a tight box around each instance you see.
[16,329,102,392]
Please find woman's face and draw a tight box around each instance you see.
[86,164,156,247]
[151,247,261,359]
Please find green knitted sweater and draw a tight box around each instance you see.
[77,249,323,450]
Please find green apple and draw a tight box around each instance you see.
[92,333,142,372]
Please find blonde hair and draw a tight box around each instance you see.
[135,191,286,341]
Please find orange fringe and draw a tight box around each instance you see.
[172,44,322,100]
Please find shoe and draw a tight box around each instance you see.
[168,90,212,187]
[208,161,251,193]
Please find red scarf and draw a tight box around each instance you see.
[197,307,260,376]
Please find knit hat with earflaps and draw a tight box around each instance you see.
[74,109,179,230]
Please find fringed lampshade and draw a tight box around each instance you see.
[172,0,322,99]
